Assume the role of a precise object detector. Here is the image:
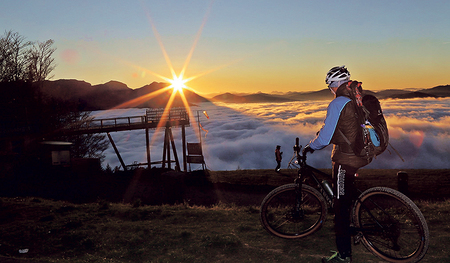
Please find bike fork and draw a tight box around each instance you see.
[294,178,305,219]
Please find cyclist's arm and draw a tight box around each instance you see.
[309,97,350,150]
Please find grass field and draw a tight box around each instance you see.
[0,197,449,262]
[208,168,450,197]
[0,169,449,262]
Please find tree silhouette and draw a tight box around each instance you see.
[46,100,109,161]
[0,30,32,82]
[0,31,108,165]
[27,39,56,83]
[1,30,56,83]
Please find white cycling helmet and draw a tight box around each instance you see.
[325,65,350,85]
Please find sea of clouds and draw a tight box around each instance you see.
[95,97,450,171]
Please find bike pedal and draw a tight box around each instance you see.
[353,232,363,245]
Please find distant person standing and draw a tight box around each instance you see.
[275,145,283,172]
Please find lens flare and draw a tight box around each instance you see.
[168,74,187,93]
[96,1,215,145]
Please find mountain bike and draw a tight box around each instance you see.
[260,138,429,263]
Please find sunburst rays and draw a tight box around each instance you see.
[90,1,218,145]
[135,1,214,144]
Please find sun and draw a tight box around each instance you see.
[168,74,187,93]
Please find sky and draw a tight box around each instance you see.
[97,98,450,170]
[2,0,450,95]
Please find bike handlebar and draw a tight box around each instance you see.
[294,137,308,165]
[293,137,301,153]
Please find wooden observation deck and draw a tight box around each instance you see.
[62,108,190,135]
[60,108,200,172]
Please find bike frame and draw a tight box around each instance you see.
[293,139,399,236]
[293,138,335,208]
[296,162,334,208]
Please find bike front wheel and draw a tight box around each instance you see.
[260,183,327,239]
[353,187,429,263]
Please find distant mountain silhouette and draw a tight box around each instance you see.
[419,85,450,97]
[372,89,411,99]
[212,92,293,103]
[212,85,450,103]
[279,89,334,101]
[389,91,437,99]
[212,93,247,103]
[39,80,450,107]
[40,80,210,110]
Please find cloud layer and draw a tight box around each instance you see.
[99,98,450,170]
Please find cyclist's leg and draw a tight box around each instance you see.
[332,162,358,260]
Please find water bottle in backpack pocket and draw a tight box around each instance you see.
[340,82,389,161]
[363,121,380,147]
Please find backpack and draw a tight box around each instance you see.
[338,81,389,162]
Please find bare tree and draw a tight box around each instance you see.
[0,30,33,82]
[27,39,56,82]
[0,31,56,83]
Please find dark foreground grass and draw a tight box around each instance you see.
[0,197,449,263]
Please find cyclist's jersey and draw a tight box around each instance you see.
[309,96,351,150]
[309,82,371,168]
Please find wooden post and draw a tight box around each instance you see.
[162,127,167,169]
[107,132,127,171]
[169,128,180,171]
[166,126,171,170]
[182,125,186,172]
[398,171,409,196]
[145,115,151,169]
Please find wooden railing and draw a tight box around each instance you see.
[60,108,189,135]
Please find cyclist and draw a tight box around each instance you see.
[303,65,371,263]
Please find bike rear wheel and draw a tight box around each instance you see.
[260,183,327,239]
[353,187,429,263]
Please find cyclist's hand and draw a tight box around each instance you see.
[302,144,315,155]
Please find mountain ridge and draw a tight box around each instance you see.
[39,79,450,108]
[211,85,450,103]
[40,79,210,110]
